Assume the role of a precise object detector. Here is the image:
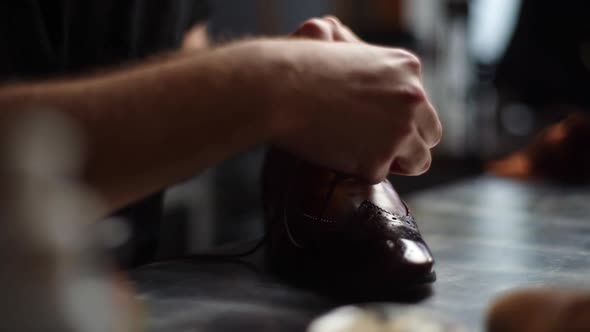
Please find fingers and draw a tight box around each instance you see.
[357,129,433,181]
[292,16,361,43]
[414,101,443,148]
[357,122,433,182]
[276,31,440,181]
[384,49,441,150]
[357,148,397,184]
[390,130,432,176]
[388,91,440,176]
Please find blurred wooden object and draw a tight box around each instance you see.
[488,112,590,184]
[487,288,590,332]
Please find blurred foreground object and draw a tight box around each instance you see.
[0,111,141,332]
[307,306,466,332]
[488,113,590,184]
[487,288,590,332]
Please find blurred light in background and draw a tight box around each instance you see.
[468,0,521,64]
[500,103,535,137]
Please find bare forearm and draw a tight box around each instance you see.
[0,42,273,211]
[0,33,441,211]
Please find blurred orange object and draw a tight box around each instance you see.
[487,288,590,332]
[488,112,590,184]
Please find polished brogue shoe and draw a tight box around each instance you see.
[262,150,435,296]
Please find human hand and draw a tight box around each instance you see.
[256,38,442,183]
[276,17,441,181]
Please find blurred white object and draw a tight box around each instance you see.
[0,111,141,332]
[308,306,383,332]
[308,305,467,332]
[469,0,522,64]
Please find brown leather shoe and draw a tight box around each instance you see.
[262,150,435,296]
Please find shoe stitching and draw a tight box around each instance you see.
[281,171,344,248]
[302,213,337,224]
[276,156,418,247]
[297,201,417,228]
[358,200,417,229]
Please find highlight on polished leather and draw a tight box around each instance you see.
[262,149,436,295]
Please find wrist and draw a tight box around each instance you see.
[206,40,283,144]
[247,39,309,146]
[222,39,302,145]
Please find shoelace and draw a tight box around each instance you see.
[154,168,348,262]
[282,173,346,249]
[168,184,414,262]
[155,235,268,263]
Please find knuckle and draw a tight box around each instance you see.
[296,18,332,40]
[323,15,341,25]
[321,15,361,43]
[380,63,425,103]
[396,84,426,104]
[301,18,324,31]
[396,48,420,61]
[394,49,422,72]
[303,18,323,26]
[403,56,422,73]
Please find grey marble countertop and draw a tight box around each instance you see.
[131,176,590,332]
